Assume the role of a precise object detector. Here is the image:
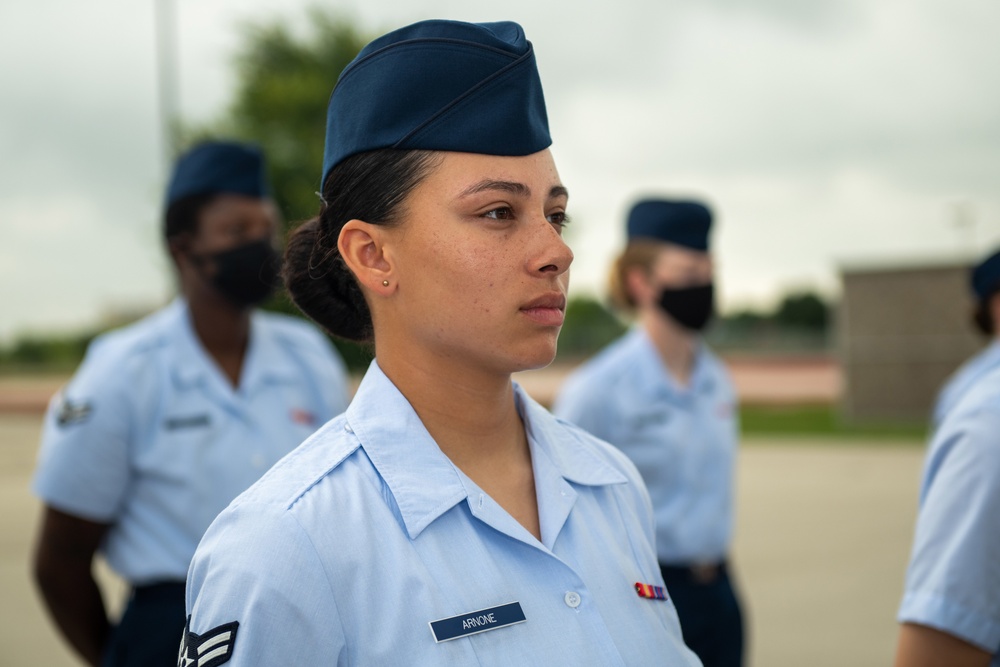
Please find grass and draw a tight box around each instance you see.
[740,404,929,442]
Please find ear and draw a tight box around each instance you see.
[166,234,190,271]
[625,266,654,308]
[338,220,394,296]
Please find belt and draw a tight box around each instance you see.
[659,560,727,585]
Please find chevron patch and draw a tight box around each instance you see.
[178,617,239,667]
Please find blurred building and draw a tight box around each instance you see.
[839,258,985,423]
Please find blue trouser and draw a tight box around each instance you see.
[660,562,745,667]
[102,582,186,667]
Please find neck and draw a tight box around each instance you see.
[185,293,252,386]
[377,345,525,468]
[641,308,699,386]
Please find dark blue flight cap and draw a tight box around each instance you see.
[166,141,269,208]
[971,248,1000,301]
[627,199,713,251]
[321,19,551,186]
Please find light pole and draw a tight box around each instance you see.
[154,0,180,173]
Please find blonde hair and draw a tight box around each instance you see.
[608,241,663,312]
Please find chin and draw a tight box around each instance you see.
[507,340,559,373]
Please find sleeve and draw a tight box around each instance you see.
[932,373,962,428]
[715,357,741,441]
[184,503,346,666]
[32,346,133,522]
[897,410,1000,652]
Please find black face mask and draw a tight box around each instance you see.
[195,238,280,308]
[657,283,715,332]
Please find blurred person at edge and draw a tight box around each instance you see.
[554,199,744,667]
[30,141,351,667]
[181,20,701,667]
[931,249,1000,428]
[895,249,1000,667]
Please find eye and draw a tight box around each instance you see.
[547,211,571,230]
[482,206,515,220]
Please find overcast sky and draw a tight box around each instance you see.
[3,0,999,342]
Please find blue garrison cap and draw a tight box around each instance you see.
[166,141,269,208]
[627,199,713,251]
[972,248,1000,301]
[321,19,551,186]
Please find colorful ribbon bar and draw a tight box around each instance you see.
[634,582,667,600]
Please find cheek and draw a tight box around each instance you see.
[430,238,515,316]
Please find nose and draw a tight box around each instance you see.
[531,216,574,277]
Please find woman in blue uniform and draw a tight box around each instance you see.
[931,248,1000,428]
[31,141,350,667]
[554,199,743,667]
[895,252,1000,667]
[181,20,700,667]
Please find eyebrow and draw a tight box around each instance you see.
[459,179,569,201]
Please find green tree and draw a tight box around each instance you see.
[773,292,829,330]
[0,332,95,371]
[557,297,627,360]
[209,9,370,224]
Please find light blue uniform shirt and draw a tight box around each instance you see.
[932,340,1000,428]
[183,361,701,666]
[553,327,738,565]
[898,366,1000,662]
[33,298,349,584]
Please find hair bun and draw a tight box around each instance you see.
[283,217,373,342]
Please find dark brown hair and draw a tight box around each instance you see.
[283,149,439,342]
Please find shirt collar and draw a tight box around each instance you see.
[515,384,628,487]
[345,361,626,540]
[239,310,300,387]
[345,362,467,540]
[168,299,207,387]
[169,299,298,390]
[630,326,715,397]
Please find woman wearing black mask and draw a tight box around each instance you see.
[31,141,350,667]
[554,198,744,667]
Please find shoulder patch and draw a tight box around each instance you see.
[56,397,93,427]
[178,617,239,667]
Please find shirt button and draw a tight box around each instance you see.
[564,591,581,608]
[344,423,353,434]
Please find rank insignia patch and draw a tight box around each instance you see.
[178,617,239,667]
[56,397,92,427]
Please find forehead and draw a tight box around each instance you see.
[195,194,277,228]
[652,243,712,269]
[419,149,564,197]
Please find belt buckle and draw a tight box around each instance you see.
[690,562,719,584]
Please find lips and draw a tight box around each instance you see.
[520,293,566,326]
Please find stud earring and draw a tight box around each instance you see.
[382,280,389,287]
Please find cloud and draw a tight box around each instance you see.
[2,0,1000,340]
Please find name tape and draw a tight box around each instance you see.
[429,601,526,643]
